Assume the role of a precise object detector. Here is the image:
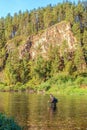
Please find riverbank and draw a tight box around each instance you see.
[47,86,87,95]
[0,84,87,95]
[0,75,87,95]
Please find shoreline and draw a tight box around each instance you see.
[0,87,87,95]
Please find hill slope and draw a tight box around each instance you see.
[0,21,86,85]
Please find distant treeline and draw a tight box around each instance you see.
[0,1,87,40]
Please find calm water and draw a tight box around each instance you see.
[0,92,87,130]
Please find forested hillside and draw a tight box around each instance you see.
[0,1,87,92]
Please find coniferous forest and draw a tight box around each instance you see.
[0,1,87,94]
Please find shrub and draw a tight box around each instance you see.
[75,76,87,85]
[38,82,51,91]
[0,82,7,91]
[0,113,22,129]
[13,82,26,91]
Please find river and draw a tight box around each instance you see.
[0,92,87,130]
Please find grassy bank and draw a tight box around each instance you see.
[0,74,87,95]
[36,74,87,95]
[47,85,87,95]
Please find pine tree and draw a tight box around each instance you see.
[83,30,87,63]
[43,5,54,28]
[5,13,13,40]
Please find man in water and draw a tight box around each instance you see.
[49,94,58,110]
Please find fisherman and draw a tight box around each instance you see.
[49,94,58,110]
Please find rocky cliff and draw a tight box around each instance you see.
[0,21,77,82]
[17,21,77,60]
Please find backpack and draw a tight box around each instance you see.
[53,98,58,103]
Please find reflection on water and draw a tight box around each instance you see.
[0,92,87,130]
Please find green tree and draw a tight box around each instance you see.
[5,13,13,40]
[34,56,48,81]
[5,49,20,85]
[0,18,6,48]
[47,44,60,76]
[12,13,19,37]
[44,5,54,28]
[72,23,81,42]
[0,18,7,70]
[74,43,86,73]
[83,30,87,63]
[19,58,30,83]
[65,4,75,25]
[30,10,39,33]
[58,4,65,22]
[37,8,44,30]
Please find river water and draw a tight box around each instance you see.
[0,92,87,130]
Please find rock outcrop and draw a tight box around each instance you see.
[18,21,76,59]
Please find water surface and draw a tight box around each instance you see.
[0,92,87,130]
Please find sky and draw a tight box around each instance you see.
[0,0,79,18]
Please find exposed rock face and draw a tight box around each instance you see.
[19,21,76,59]
[19,38,32,59]
[5,21,76,60]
